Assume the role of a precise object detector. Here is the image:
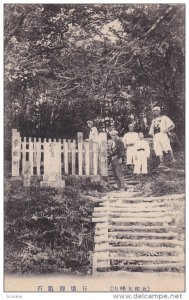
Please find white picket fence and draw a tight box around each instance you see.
[11,129,108,178]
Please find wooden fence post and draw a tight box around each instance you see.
[22,137,26,176]
[63,139,68,175]
[77,132,83,175]
[92,142,98,176]
[99,132,108,176]
[84,140,90,176]
[71,140,76,175]
[36,138,41,176]
[29,137,33,176]
[12,129,21,177]
[58,138,62,176]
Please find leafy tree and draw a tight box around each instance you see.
[4,4,185,151]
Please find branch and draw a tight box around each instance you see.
[62,84,81,95]
[28,43,67,58]
[137,56,153,79]
[4,11,30,46]
[99,51,136,87]
[115,52,136,70]
[142,6,173,39]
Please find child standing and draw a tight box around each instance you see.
[133,132,150,175]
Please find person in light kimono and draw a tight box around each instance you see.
[133,132,150,175]
[122,123,138,169]
[87,120,99,143]
[149,106,176,167]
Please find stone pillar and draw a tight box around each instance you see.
[12,129,21,177]
[40,140,65,188]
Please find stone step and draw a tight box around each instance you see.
[108,175,133,179]
[108,175,134,179]
[109,249,182,258]
[101,194,184,201]
[108,238,184,247]
[94,206,170,213]
[95,244,181,253]
[92,217,108,223]
[96,261,110,268]
[99,256,184,263]
[106,231,179,239]
[99,201,173,209]
[116,263,184,270]
[95,228,108,235]
[108,180,136,185]
[109,216,173,223]
[99,197,143,205]
[108,176,134,180]
[96,263,184,272]
[95,237,183,247]
[108,168,133,172]
[93,211,171,218]
[108,171,133,174]
[96,224,177,232]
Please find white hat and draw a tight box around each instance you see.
[128,123,134,128]
[152,106,161,111]
[87,120,93,124]
[109,130,118,135]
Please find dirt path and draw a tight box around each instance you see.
[92,191,184,274]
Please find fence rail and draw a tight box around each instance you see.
[11,129,108,178]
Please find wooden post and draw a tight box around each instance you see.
[58,139,62,176]
[33,137,37,173]
[71,140,76,175]
[12,129,21,177]
[99,132,108,176]
[22,137,26,176]
[68,139,71,172]
[29,137,33,176]
[77,132,83,176]
[84,141,90,176]
[63,139,68,175]
[93,142,98,176]
[36,138,41,176]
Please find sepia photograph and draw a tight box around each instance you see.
[3,3,185,293]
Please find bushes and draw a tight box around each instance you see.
[4,180,95,274]
[151,178,184,197]
[65,175,110,192]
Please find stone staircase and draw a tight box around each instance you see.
[92,192,184,274]
[108,164,139,188]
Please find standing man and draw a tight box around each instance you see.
[149,106,176,167]
[122,124,138,169]
[133,132,150,175]
[109,130,127,192]
[87,120,99,142]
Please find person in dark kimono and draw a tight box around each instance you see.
[109,130,127,192]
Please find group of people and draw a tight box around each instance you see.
[87,106,176,192]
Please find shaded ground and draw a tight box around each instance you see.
[137,150,185,197]
[4,181,97,275]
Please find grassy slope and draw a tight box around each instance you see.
[137,150,185,197]
[4,183,95,275]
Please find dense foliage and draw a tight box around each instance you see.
[5,4,185,143]
[5,182,95,274]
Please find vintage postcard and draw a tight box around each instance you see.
[3,2,186,297]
